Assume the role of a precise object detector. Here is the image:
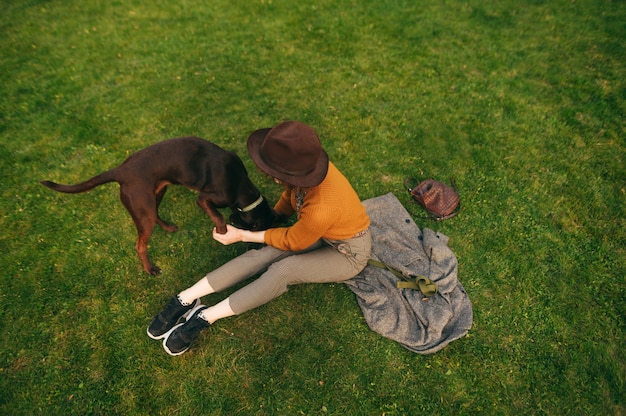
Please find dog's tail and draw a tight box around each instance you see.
[40,170,117,194]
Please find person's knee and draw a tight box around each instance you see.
[265,261,301,286]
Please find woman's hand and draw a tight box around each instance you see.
[213,224,266,245]
[213,224,244,245]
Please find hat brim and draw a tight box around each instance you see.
[247,127,329,188]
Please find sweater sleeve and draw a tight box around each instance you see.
[264,205,337,251]
[273,189,295,217]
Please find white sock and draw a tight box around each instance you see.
[178,277,215,306]
[198,298,235,324]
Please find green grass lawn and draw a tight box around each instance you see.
[1,0,624,414]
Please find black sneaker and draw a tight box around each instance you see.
[163,307,210,356]
[147,296,203,340]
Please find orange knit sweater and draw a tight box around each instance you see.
[264,162,370,251]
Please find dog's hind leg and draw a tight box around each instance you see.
[120,188,162,275]
[154,184,178,233]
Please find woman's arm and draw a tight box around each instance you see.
[212,224,266,245]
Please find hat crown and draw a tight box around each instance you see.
[260,121,321,177]
[247,120,329,187]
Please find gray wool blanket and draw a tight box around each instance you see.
[345,193,472,354]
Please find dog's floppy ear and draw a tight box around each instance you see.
[229,211,247,229]
[271,210,289,226]
[229,205,286,231]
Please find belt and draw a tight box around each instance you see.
[353,228,370,238]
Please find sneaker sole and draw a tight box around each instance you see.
[146,299,204,340]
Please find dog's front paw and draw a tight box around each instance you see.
[214,224,228,234]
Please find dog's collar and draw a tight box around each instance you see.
[237,195,264,213]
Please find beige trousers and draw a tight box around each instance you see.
[204,230,372,314]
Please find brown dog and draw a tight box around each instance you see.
[41,137,278,275]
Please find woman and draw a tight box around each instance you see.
[147,120,371,356]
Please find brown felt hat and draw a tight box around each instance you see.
[247,121,329,187]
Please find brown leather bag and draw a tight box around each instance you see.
[405,178,460,221]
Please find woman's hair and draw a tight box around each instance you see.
[272,177,310,193]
